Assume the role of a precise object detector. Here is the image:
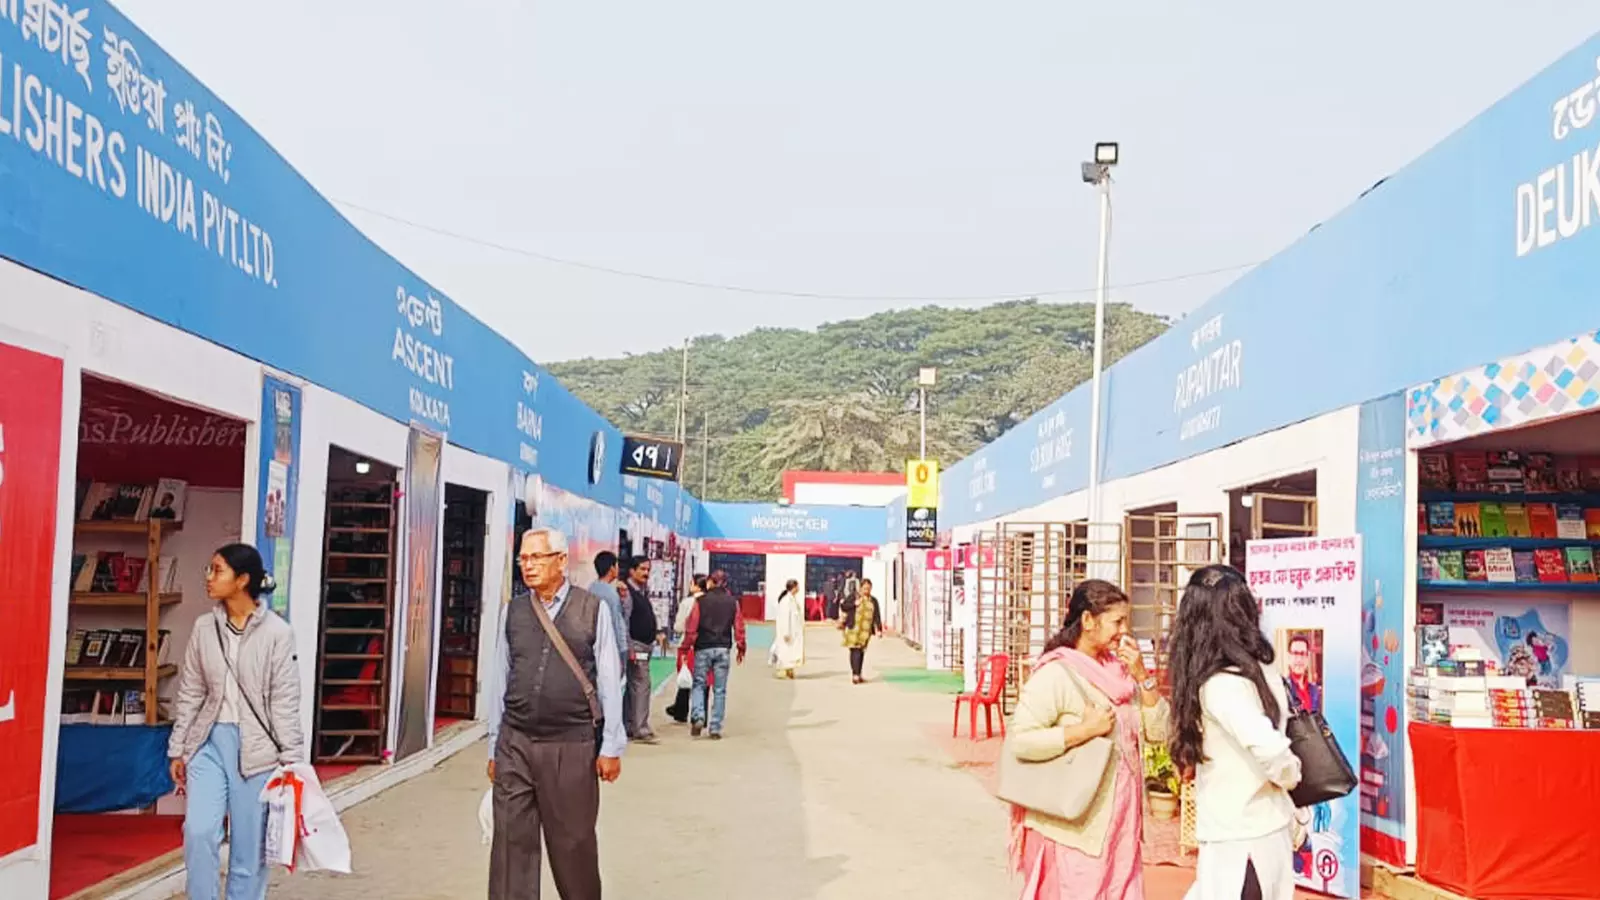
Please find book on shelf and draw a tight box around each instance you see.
[1512,550,1539,583]
[1524,452,1558,493]
[1419,452,1452,491]
[1479,502,1508,537]
[1533,549,1570,583]
[1419,550,1442,582]
[1556,504,1588,540]
[1587,509,1600,540]
[148,478,188,523]
[1483,547,1516,583]
[1463,549,1488,582]
[1565,546,1598,583]
[1453,452,1491,493]
[1455,503,1483,538]
[65,628,170,668]
[1529,503,1559,539]
[1485,451,1526,494]
[75,479,188,523]
[1437,550,1466,582]
[1503,503,1532,538]
[1556,459,1586,493]
[1427,502,1457,536]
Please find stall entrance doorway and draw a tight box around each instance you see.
[435,484,487,726]
[1122,506,1224,688]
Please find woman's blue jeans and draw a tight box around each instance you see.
[183,724,272,900]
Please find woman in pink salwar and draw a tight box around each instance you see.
[1008,579,1170,900]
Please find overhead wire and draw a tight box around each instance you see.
[333,198,1259,304]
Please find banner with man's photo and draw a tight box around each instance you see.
[1246,535,1362,898]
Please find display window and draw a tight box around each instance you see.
[51,374,248,898]
[435,484,488,726]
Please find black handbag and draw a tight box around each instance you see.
[1282,680,1356,808]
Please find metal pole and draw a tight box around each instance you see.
[677,337,690,443]
[919,386,927,460]
[1087,176,1111,529]
[701,412,709,497]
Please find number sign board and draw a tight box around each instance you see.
[906,459,939,509]
[620,435,684,481]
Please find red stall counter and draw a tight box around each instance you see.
[1410,722,1600,899]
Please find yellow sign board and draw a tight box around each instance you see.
[905,459,940,509]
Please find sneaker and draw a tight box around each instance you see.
[690,722,704,737]
[708,732,723,741]
[634,733,660,745]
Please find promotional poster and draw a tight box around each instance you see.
[1353,393,1409,866]
[1247,536,1362,898]
[0,342,64,858]
[255,373,302,619]
[394,427,444,762]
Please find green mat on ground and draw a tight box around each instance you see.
[879,667,964,694]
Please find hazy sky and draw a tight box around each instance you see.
[116,1,1600,363]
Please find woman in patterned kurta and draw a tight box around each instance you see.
[842,579,878,684]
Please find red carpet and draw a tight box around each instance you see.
[49,814,182,899]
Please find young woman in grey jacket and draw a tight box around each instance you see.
[167,543,305,900]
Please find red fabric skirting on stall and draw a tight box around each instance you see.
[1410,722,1600,899]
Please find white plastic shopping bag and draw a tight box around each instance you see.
[259,763,352,875]
[478,789,494,845]
[676,663,693,690]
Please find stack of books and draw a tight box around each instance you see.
[1569,676,1600,729]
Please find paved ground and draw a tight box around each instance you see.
[267,626,1013,899]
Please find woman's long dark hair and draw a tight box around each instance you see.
[1043,579,1129,653]
[1167,564,1279,774]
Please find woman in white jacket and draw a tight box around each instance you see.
[1168,565,1301,900]
[168,543,304,900]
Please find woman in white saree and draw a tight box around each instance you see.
[770,579,806,679]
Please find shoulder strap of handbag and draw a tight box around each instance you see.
[526,591,602,724]
[213,617,285,755]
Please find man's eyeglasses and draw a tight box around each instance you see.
[519,552,565,566]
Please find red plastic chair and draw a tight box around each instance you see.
[953,653,1010,741]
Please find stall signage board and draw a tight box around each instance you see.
[620,435,683,481]
[1246,535,1362,899]
[256,374,302,620]
[0,342,64,858]
[905,506,937,548]
[905,459,939,509]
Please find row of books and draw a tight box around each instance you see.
[1408,658,1598,729]
[60,688,165,725]
[69,553,181,595]
[1422,500,1600,540]
[1418,450,1600,495]
[1419,546,1598,583]
[65,628,172,669]
[76,479,188,523]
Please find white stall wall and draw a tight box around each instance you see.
[0,260,262,899]
[765,553,805,621]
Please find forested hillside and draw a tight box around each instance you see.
[548,300,1169,501]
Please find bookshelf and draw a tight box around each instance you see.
[436,488,485,720]
[66,517,182,725]
[313,479,397,764]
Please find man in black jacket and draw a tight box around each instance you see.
[682,570,747,740]
[621,557,660,744]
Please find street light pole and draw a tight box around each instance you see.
[917,367,937,461]
[1082,143,1118,531]
[677,337,690,443]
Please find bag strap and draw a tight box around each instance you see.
[526,591,602,724]
[214,616,285,755]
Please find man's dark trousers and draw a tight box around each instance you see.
[489,728,601,900]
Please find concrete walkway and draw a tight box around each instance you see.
[266,626,1012,899]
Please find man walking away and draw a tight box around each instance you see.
[683,570,746,740]
[622,557,660,744]
[590,552,629,674]
[487,527,625,900]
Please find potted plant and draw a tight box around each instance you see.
[1143,742,1180,820]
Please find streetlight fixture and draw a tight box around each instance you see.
[1082,142,1117,531]
[917,367,937,459]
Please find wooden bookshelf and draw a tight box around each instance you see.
[66,517,180,725]
[437,487,486,719]
[313,479,397,764]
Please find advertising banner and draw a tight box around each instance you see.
[1246,536,1362,898]
[255,374,302,619]
[905,506,936,549]
[0,342,64,858]
[1354,393,1409,866]
[395,426,444,762]
[905,459,939,509]
[535,481,619,593]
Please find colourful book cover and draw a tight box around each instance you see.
[1479,502,1508,537]
[1455,502,1483,538]
[1556,504,1587,540]
[1534,548,1570,583]
[1483,547,1516,583]
[1428,502,1458,537]
[1418,452,1453,491]
[1486,450,1527,494]
[1453,452,1490,493]
[1419,550,1443,582]
[1512,550,1539,583]
[1582,456,1600,492]
[1529,503,1560,539]
[1587,509,1600,541]
[1524,452,1558,494]
[1438,550,1467,582]
[1503,503,1533,538]
[1463,549,1489,581]
[1565,546,1597,583]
